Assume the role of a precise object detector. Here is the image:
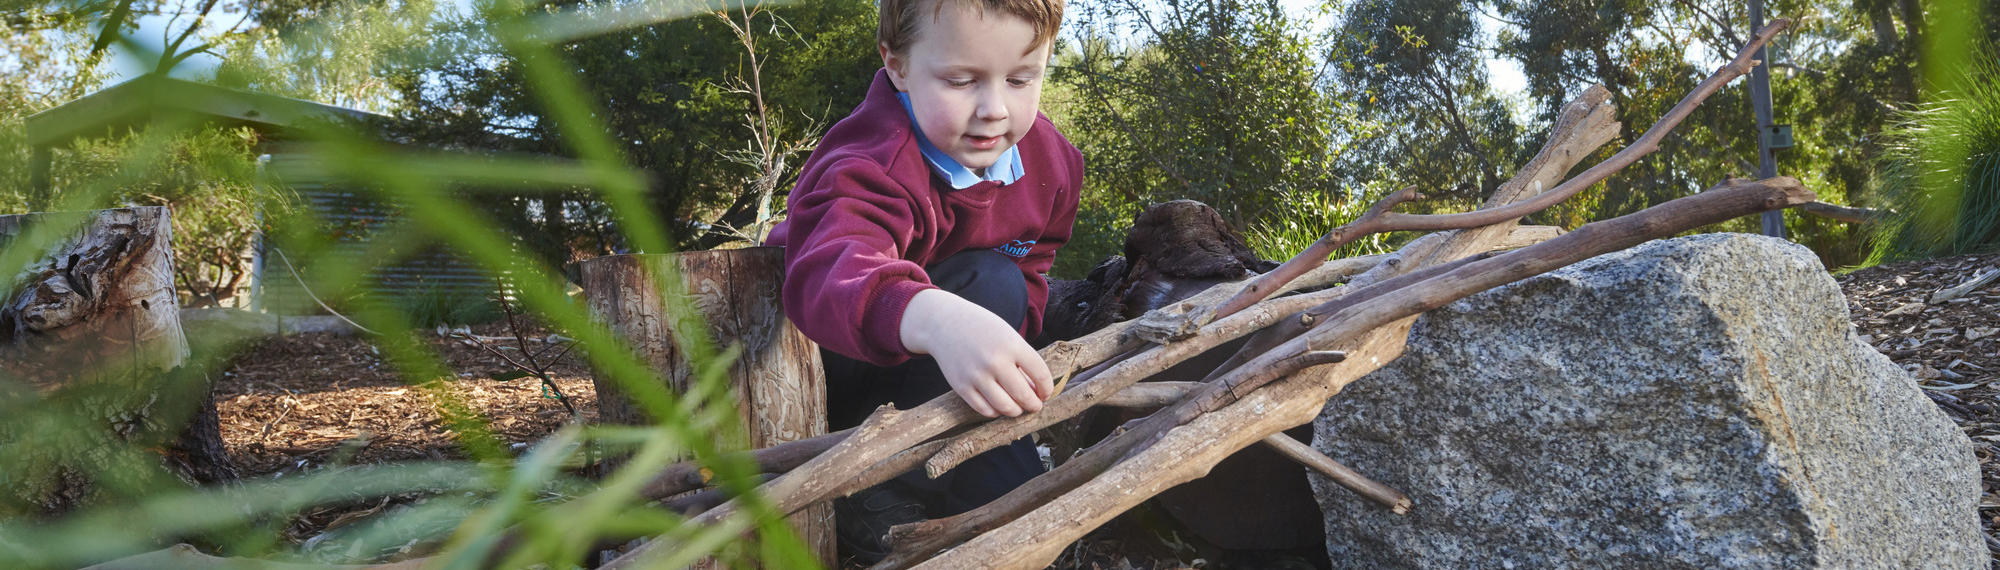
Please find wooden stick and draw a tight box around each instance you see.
[1095,381,1197,408]
[636,428,849,500]
[920,286,1342,479]
[1195,251,1499,381]
[1796,201,1881,224]
[915,177,1815,570]
[1205,19,1792,322]
[1068,380,1410,513]
[1929,267,1998,304]
[1258,432,1411,514]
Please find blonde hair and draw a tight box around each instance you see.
[878,0,1064,57]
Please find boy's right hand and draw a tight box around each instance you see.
[899,289,1054,418]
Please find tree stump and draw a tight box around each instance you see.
[0,206,236,517]
[576,246,832,565]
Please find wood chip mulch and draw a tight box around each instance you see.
[215,322,597,476]
[1835,251,2000,561]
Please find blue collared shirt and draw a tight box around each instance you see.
[897,92,1024,189]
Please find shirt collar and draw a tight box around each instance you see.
[897,92,1024,189]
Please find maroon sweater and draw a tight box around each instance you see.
[769,69,1083,366]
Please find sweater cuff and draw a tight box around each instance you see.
[864,279,938,363]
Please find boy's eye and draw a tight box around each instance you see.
[945,78,974,87]
[1008,77,1031,87]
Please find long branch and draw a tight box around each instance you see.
[1164,179,1811,441]
[1207,19,1792,320]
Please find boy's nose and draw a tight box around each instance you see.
[975,87,1009,121]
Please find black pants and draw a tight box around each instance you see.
[820,250,1046,516]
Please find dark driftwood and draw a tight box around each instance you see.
[1258,431,1411,514]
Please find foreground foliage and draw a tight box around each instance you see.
[1,1,816,568]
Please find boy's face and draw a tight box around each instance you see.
[881,2,1052,174]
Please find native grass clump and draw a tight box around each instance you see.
[1869,43,2000,262]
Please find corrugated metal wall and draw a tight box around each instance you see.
[255,153,510,315]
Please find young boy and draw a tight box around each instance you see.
[765,0,1079,561]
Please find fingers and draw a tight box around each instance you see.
[975,375,1023,417]
[1018,351,1054,400]
[952,381,996,418]
[995,368,1043,414]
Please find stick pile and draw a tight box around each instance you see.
[600,20,1808,569]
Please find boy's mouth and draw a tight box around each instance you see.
[964,134,1004,150]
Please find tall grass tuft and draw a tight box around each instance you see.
[1243,187,1403,262]
[1869,43,2000,262]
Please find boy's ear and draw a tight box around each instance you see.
[880,42,909,92]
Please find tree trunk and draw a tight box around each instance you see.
[576,246,833,566]
[0,206,236,517]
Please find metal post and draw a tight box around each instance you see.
[1749,0,1786,238]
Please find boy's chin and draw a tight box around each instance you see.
[946,150,1006,171]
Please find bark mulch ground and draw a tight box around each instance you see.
[209,250,2000,567]
[1834,250,2000,561]
[216,322,596,476]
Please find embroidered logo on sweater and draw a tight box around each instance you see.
[994,240,1035,258]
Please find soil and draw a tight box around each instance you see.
[210,250,2000,567]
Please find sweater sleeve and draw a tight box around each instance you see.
[1013,141,1085,341]
[781,158,937,366]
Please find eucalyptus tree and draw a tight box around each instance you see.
[1050,0,1360,275]
[1326,0,1961,265]
[1332,0,1525,204]
[378,0,881,256]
